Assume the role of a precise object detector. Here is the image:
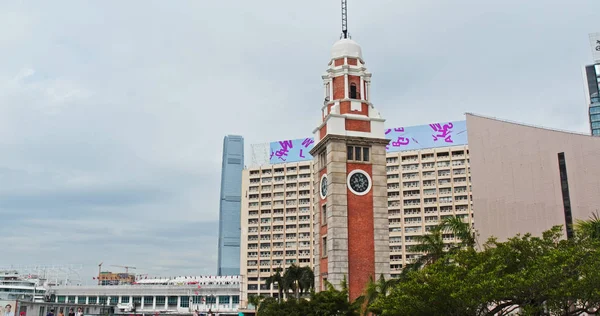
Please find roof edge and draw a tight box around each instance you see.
[465,112,595,138]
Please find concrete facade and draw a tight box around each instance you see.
[239,161,314,307]
[466,113,600,242]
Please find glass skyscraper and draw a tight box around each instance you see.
[584,64,600,136]
[217,135,244,276]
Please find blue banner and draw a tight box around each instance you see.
[385,120,467,152]
[267,121,467,164]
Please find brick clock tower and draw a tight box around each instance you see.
[309,29,390,300]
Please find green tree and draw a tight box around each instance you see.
[264,267,284,302]
[362,274,395,316]
[282,264,315,299]
[408,216,476,270]
[247,295,265,313]
[575,210,600,240]
[371,226,600,316]
[257,276,360,316]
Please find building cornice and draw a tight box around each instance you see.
[309,134,389,155]
[311,112,385,134]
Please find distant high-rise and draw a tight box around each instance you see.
[217,135,244,276]
[584,33,600,136]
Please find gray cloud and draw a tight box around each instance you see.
[0,0,598,281]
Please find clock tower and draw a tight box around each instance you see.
[309,15,390,301]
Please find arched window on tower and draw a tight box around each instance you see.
[350,83,357,99]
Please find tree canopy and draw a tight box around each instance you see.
[254,215,600,316]
[371,225,600,316]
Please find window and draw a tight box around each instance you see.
[219,296,230,304]
[350,83,357,99]
[180,296,190,308]
[319,151,327,169]
[192,296,203,304]
[322,204,327,225]
[121,297,129,304]
[347,145,370,162]
[206,296,216,304]
[558,152,573,239]
[322,237,328,257]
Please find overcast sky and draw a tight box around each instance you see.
[1,0,598,283]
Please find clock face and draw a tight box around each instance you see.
[320,175,328,200]
[347,170,371,195]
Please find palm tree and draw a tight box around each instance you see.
[247,295,264,314]
[361,274,393,316]
[409,215,476,270]
[411,225,446,268]
[441,216,476,249]
[264,267,284,302]
[282,265,314,299]
[575,210,600,240]
[296,266,315,297]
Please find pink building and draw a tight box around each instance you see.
[466,113,600,242]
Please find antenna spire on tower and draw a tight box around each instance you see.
[341,0,349,39]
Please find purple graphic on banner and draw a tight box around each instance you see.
[269,138,315,163]
[429,122,454,143]
[385,120,467,152]
[267,121,467,164]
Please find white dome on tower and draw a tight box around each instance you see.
[331,38,363,60]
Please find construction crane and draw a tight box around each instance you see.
[110,265,137,274]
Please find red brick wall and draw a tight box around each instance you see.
[347,58,358,66]
[320,125,327,140]
[318,168,328,287]
[333,76,345,100]
[346,163,375,302]
[345,119,371,132]
[334,58,345,66]
[339,101,369,116]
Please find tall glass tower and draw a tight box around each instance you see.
[584,64,600,136]
[585,33,600,136]
[217,135,244,276]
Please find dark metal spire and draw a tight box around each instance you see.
[341,0,349,39]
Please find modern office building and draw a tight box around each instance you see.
[583,63,600,136]
[583,33,600,136]
[239,120,474,306]
[217,135,245,276]
[466,113,600,242]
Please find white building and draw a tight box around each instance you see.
[48,276,241,315]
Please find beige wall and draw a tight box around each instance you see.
[466,114,600,242]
